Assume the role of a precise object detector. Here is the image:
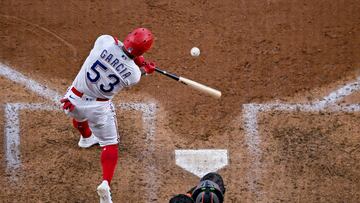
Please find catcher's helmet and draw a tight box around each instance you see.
[123,28,154,57]
[191,180,224,203]
[169,194,194,203]
[200,172,226,195]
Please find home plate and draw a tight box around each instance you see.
[175,149,228,177]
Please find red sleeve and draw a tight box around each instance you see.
[113,37,119,45]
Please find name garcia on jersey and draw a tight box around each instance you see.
[100,49,131,80]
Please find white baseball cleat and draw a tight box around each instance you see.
[97,180,113,203]
[78,134,99,148]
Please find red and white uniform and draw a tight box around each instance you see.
[64,35,142,146]
[61,28,155,203]
[73,35,142,99]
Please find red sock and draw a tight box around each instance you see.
[101,145,118,184]
[72,119,92,138]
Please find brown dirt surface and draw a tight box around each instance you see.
[260,111,360,202]
[0,0,359,202]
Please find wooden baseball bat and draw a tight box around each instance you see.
[155,67,222,99]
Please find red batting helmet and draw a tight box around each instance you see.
[123,28,154,57]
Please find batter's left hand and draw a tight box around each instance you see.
[60,98,75,112]
[134,56,145,67]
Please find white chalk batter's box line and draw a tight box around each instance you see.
[4,102,156,174]
[243,74,360,201]
[4,102,158,201]
[0,50,157,201]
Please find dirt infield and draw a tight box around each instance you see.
[0,0,360,202]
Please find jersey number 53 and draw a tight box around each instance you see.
[86,60,120,93]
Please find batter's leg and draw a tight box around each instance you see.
[90,102,119,203]
[100,144,118,184]
[93,105,119,183]
[97,144,118,203]
[72,119,99,148]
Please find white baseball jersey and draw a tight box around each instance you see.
[72,35,142,99]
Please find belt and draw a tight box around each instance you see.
[71,87,109,101]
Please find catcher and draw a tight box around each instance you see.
[60,28,156,203]
[169,172,226,203]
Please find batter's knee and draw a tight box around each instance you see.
[98,137,119,147]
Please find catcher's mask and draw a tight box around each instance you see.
[191,180,224,203]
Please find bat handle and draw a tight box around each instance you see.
[155,67,179,81]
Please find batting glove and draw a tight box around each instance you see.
[143,61,156,74]
[60,98,75,112]
[134,56,156,74]
[134,56,145,67]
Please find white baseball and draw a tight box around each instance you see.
[190,47,200,57]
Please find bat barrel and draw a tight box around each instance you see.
[179,77,222,99]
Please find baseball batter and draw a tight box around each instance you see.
[60,28,156,203]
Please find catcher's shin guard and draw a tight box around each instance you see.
[72,119,92,138]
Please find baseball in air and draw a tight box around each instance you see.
[190,47,200,57]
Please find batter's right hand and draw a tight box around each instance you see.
[143,61,156,74]
[60,98,75,112]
